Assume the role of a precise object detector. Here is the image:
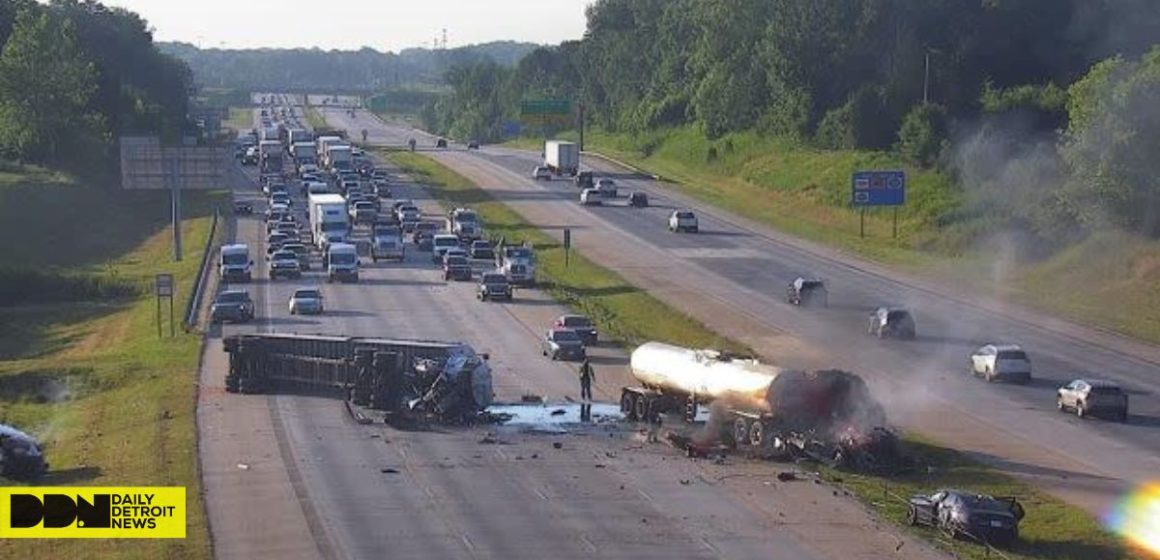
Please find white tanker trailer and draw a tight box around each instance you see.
[622,342,898,469]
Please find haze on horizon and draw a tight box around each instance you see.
[101,0,593,51]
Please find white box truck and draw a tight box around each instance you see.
[544,140,579,176]
[308,193,349,250]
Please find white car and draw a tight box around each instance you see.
[594,178,618,197]
[970,344,1032,383]
[431,234,461,262]
[288,288,323,315]
[668,210,698,232]
[532,166,553,180]
[1057,379,1128,421]
[580,188,602,205]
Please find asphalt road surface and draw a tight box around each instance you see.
[197,97,942,560]
[318,105,1160,518]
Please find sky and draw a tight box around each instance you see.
[101,0,594,51]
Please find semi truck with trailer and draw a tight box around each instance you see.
[544,140,580,176]
[308,193,349,250]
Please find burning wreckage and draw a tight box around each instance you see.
[622,342,904,471]
[223,333,493,423]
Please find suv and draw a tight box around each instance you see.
[541,328,587,361]
[371,235,405,262]
[412,222,438,250]
[575,171,594,189]
[281,242,311,271]
[443,254,472,281]
[554,314,598,346]
[469,240,494,260]
[211,290,255,323]
[868,307,916,339]
[669,210,698,233]
[786,277,828,307]
[533,166,553,181]
[1057,379,1129,421]
[431,234,460,262]
[477,272,512,301]
[269,250,302,280]
[970,345,1031,383]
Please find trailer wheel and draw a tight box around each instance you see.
[633,394,650,423]
[621,392,637,421]
[749,421,768,448]
[733,418,750,448]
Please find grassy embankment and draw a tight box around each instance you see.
[386,151,1135,560]
[0,162,224,559]
[507,128,1160,345]
[224,107,252,134]
[303,102,328,131]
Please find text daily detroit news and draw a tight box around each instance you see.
[0,487,185,539]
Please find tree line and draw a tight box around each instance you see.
[162,41,538,92]
[423,0,1160,242]
[0,0,192,171]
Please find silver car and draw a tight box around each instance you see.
[288,288,323,315]
[1057,379,1128,421]
[970,344,1031,383]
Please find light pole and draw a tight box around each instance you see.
[922,47,942,104]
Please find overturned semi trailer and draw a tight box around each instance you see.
[223,333,493,423]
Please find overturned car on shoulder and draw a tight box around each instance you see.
[0,424,47,480]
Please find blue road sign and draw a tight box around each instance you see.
[851,170,906,206]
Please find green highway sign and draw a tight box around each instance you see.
[520,99,572,116]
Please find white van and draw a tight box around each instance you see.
[326,243,359,283]
[219,244,253,282]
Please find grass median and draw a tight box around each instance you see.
[0,167,224,559]
[383,150,1135,560]
[385,150,746,354]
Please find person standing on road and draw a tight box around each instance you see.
[579,358,595,401]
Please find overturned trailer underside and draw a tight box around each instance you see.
[223,333,493,424]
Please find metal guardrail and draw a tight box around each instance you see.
[184,208,221,331]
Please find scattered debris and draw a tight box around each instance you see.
[237,463,250,471]
[553,442,563,449]
[550,409,566,416]
[595,464,606,469]
[521,394,544,403]
[776,471,797,482]
[680,479,691,485]
[531,453,539,459]
[369,433,381,439]
[381,467,400,474]
[478,433,499,444]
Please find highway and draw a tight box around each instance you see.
[196,94,941,559]
[318,103,1160,517]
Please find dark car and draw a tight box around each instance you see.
[868,307,916,339]
[467,140,480,150]
[233,201,254,215]
[786,277,828,307]
[541,328,587,361]
[443,254,472,281]
[211,290,255,323]
[628,191,649,208]
[575,171,594,189]
[469,240,495,260]
[0,423,47,480]
[907,489,1024,546]
[281,242,311,271]
[269,250,302,280]
[436,138,448,148]
[412,222,438,250]
[477,272,512,302]
[554,314,598,346]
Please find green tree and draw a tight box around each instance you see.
[1061,48,1160,235]
[897,102,949,166]
[0,8,100,163]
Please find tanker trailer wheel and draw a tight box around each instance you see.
[621,392,638,421]
[732,419,750,449]
[749,421,770,448]
[633,394,651,424]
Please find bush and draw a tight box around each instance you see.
[0,267,138,306]
[897,103,949,167]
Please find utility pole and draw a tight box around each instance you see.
[578,102,585,152]
[923,51,930,104]
[167,156,183,261]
